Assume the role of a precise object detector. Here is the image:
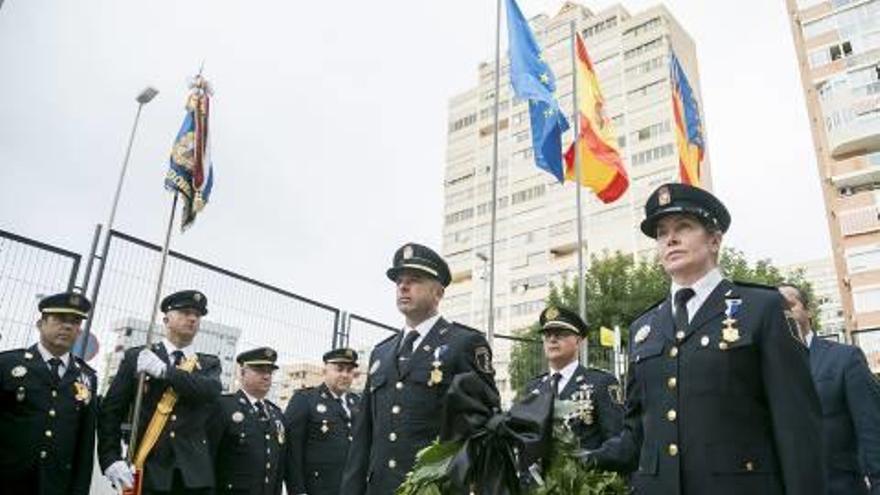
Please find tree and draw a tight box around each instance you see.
[507,247,815,394]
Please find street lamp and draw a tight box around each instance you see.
[77,86,158,359]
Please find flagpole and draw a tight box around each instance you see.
[127,192,179,464]
[487,0,503,348]
[569,22,586,327]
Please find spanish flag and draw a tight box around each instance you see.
[563,32,628,204]
[670,52,705,186]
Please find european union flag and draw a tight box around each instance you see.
[505,0,569,182]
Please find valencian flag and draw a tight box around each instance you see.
[165,74,215,230]
[563,32,628,203]
[670,52,705,186]
[505,0,570,182]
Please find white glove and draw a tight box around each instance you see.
[104,460,135,489]
[137,349,167,378]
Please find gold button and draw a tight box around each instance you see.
[51,390,57,398]
[667,377,677,389]
[45,430,52,438]
[669,346,678,358]
[388,459,397,469]
[265,476,270,483]
[392,405,401,414]
[675,331,685,340]
[227,484,233,489]
[49,409,56,417]
[171,415,177,421]
[389,432,398,442]
[666,409,677,422]
[719,342,729,350]
[40,451,47,459]
[170,431,176,438]
[396,382,404,390]
[745,461,755,471]
[668,443,679,456]
[266,462,271,469]
[265,434,271,440]
[348,435,353,441]
[701,336,710,347]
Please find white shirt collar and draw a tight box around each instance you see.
[805,331,815,348]
[670,267,723,322]
[549,360,579,393]
[240,389,265,407]
[162,338,196,359]
[36,342,70,369]
[402,313,442,350]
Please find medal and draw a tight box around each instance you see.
[721,297,742,343]
[73,381,91,404]
[316,403,327,413]
[16,386,25,402]
[232,411,244,423]
[275,419,285,444]
[428,347,444,386]
[321,420,329,434]
[11,365,26,378]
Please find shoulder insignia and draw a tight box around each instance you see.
[474,345,493,374]
[608,383,624,405]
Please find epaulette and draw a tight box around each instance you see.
[634,297,666,321]
[74,356,96,373]
[0,348,24,357]
[196,352,220,360]
[732,280,776,292]
[450,321,481,334]
[296,386,316,393]
[375,332,399,347]
[586,366,614,376]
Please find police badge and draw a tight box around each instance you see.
[275,419,285,444]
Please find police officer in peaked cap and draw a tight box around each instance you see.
[580,183,825,495]
[340,243,498,495]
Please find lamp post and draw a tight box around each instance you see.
[77,87,158,359]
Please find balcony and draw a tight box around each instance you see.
[829,114,880,157]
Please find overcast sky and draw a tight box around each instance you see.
[0,0,828,328]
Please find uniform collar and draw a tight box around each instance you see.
[404,313,442,337]
[805,331,815,349]
[239,389,266,408]
[670,267,723,318]
[36,342,70,368]
[549,360,579,392]
[162,338,196,359]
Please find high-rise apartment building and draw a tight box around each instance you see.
[785,0,880,339]
[442,1,709,402]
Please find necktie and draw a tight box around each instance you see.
[551,372,563,398]
[255,400,268,420]
[674,288,696,333]
[48,358,63,381]
[172,350,184,367]
[336,397,350,418]
[397,330,420,373]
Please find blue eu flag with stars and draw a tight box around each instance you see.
[505,0,569,182]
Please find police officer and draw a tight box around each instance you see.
[340,243,497,495]
[284,348,360,495]
[207,347,286,495]
[0,292,98,495]
[98,290,222,495]
[779,283,880,494]
[522,306,622,450]
[582,183,824,495]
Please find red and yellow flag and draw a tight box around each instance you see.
[563,33,628,203]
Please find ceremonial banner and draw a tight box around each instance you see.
[165,75,215,230]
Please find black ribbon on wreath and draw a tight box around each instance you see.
[438,372,556,495]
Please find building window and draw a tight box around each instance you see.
[853,287,880,313]
[448,113,477,134]
[622,17,663,38]
[632,120,671,142]
[829,41,854,61]
[511,184,546,205]
[624,55,666,78]
[623,37,663,60]
[445,207,474,225]
[631,143,675,166]
[627,78,667,99]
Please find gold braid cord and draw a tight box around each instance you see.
[133,356,199,469]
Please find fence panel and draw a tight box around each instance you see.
[0,229,80,351]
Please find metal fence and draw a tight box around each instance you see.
[0,228,80,350]
[86,230,397,395]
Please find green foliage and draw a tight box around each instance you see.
[508,247,816,393]
[396,440,461,495]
